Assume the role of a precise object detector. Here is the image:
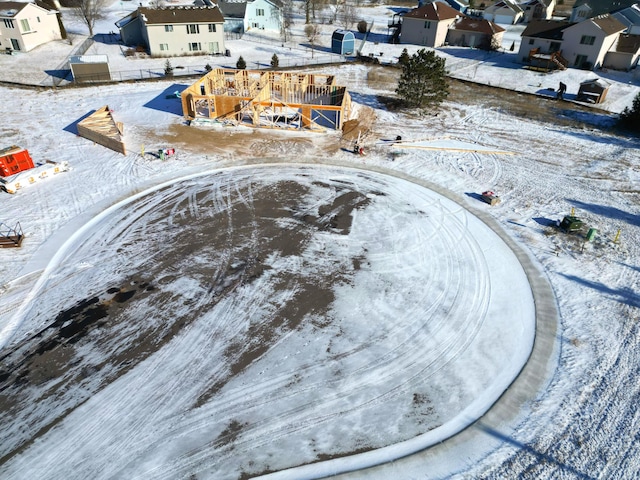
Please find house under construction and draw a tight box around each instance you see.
[180,68,352,131]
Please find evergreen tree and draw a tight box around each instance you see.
[398,48,410,66]
[271,53,279,68]
[236,56,247,70]
[618,92,640,133]
[164,59,174,76]
[395,49,449,109]
[204,63,213,72]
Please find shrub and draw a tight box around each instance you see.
[270,53,279,68]
[164,59,174,76]
[204,63,212,72]
[357,20,368,33]
[236,56,246,69]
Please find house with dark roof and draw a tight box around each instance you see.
[517,19,571,66]
[401,2,462,46]
[0,1,61,52]
[570,0,637,22]
[612,3,640,34]
[116,6,225,57]
[518,14,628,69]
[446,17,506,48]
[562,14,627,68]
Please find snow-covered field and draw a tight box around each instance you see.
[1,1,640,479]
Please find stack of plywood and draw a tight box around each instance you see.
[77,106,126,155]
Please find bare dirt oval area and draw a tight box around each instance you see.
[0,165,535,479]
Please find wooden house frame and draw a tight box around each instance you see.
[180,68,352,132]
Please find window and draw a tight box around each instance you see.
[578,10,587,17]
[37,16,41,23]
[208,41,219,53]
[529,38,534,45]
[256,8,265,16]
[208,23,216,32]
[580,35,595,45]
[159,43,169,51]
[165,25,173,32]
[575,54,588,67]
[424,21,431,29]
[20,19,30,32]
[4,19,15,28]
[187,24,200,34]
[189,42,202,51]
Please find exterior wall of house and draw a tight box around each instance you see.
[562,21,621,69]
[244,0,281,32]
[401,17,456,46]
[517,35,562,62]
[0,4,61,52]
[484,6,522,25]
[223,18,244,33]
[603,50,639,70]
[146,22,225,56]
[120,17,145,47]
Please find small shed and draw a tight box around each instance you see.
[0,146,34,177]
[70,55,111,83]
[577,78,610,104]
[332,29,355,55]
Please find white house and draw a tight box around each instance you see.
[521,0,556,23]
[562,14,627,68]
[116,6,225,57]
[519,15,628,70]
[244,0,282,32]
[482,0,524,24]
[0,1,61,53]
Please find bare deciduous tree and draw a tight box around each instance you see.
[304,24,320,58]
[68,0,107,37]
[279,0,294,43]
[340,1,357,30]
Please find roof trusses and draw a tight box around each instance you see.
[181,68,351,131]
[77,106,126,155]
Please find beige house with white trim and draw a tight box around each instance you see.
[0,1,61,53]
[401,2,462,47]
[116,6,225,57]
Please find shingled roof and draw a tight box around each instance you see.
[613,33,640,52]
[521,19,573,39]
[451,17,506,34]
[0,1,56,17]
[138,6,224,25]
[590,13,627,34]
[404,2,461,21]
[573,0,638,17]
